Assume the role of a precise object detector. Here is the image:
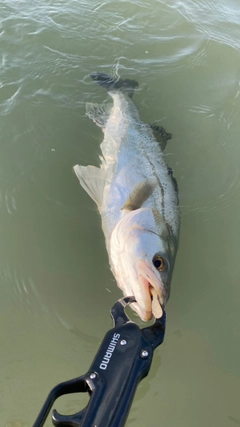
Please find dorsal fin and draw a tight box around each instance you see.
[73,165,105,207]
[121,177,158,211]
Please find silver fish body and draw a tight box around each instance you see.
[74,73,180,321]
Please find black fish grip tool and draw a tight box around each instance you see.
[32,296,166,427]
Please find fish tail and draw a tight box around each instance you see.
[89,72,138,97]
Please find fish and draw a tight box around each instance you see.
[74,72,180,321]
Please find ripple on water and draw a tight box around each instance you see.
[2,264,42,308]
[1,264,100,350]
[0,83,22,116]
[1,265,58,333]
[0,185,17,215]
[180,166,240,216]
[172,0,240,50]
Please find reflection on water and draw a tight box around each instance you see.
[1,1,240,426]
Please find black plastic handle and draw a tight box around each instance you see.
[32,297,166,427]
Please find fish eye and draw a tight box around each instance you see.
[152,255,166,272]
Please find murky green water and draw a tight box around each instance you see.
[1,1,240,426]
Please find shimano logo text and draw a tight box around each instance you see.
[99,333,120,370]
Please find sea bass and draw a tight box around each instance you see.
[74,73,180,321]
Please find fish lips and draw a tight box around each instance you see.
[133,259,167,321]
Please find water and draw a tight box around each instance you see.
[1,1,240,426]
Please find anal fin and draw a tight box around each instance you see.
[86,103,112,128]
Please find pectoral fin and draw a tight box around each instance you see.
[121,177,158,211]
[86,103,112,128]
[73,164,105,207]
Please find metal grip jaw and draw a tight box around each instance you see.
[32,297,166,427]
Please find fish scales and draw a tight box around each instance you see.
[74,73,180,321]
[101,91,178,237]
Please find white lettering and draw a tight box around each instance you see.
[99,333,120,370]
[113,333,120,339]
[105,352,112,358]
[100,363,107,370]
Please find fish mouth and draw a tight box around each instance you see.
[135,259,167,321]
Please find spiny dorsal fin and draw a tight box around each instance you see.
[86,103,112,128]
[121,177,158,211]
[73,164,105,207]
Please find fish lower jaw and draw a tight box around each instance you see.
[138,274,167,320]
[117,285,152,321]
[127,301,153,322]
[149,285,166,307]
[149,286,165,319]
[116,276,166,321]
[129,288,165,322]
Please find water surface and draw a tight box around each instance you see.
[1,1,240,426]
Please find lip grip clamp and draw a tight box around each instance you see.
[32,296,166,427]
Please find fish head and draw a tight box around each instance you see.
[109,207,177,321]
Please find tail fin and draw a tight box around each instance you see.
[89,72,138,97]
